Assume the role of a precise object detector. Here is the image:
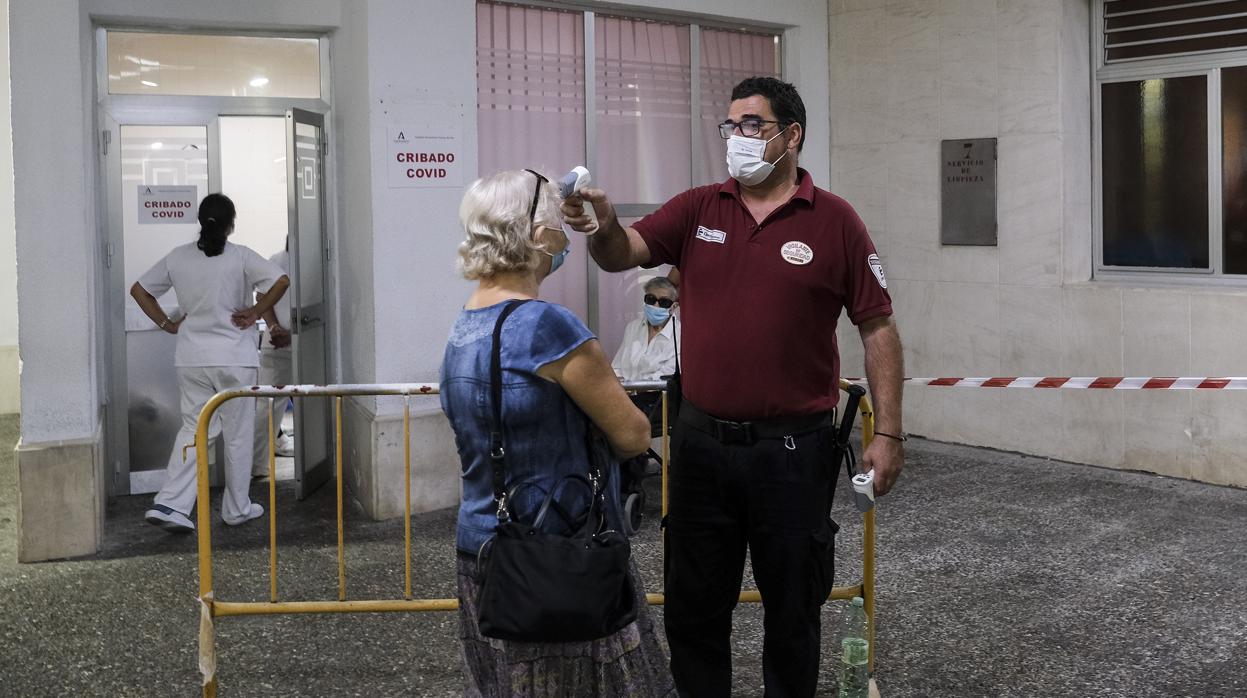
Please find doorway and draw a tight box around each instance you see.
[97,29,333,501]
[103,112,332,500]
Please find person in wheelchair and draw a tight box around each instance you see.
[611,276,681,534]
[612,275,680,418]
[612,276,680,381]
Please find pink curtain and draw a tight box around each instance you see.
[591,16,689,356]
[476,2,588,318]
[475,4,780,355]
[595,26,778,358]
[697,28,780,186]
[593,16,692,202]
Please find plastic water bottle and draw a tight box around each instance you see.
[838,596,870,698]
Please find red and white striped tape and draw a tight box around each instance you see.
[844,377,1247,390]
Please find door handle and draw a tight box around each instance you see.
[302,314,321,326]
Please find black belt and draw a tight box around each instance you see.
[679,400,832,446]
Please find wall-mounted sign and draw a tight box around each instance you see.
[137,185,197,225]
[940,138,997,246]
[387,125,463,188]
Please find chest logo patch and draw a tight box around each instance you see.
[868,253,888,289]
[780,241,814,266]
[695,226,727,244]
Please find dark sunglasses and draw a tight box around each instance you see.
[644,294,675,309]
[524,169,548,223]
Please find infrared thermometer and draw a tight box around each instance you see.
[559,166,599,234]
[851,470,876,513]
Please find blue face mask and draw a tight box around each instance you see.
[644,304,670,326]
[545,246,570,275]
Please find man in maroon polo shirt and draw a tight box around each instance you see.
[563,77,904,697]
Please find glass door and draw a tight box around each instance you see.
[105,123,211,494]
[286,108,333,499]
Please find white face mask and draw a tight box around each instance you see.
[725,126,789,186]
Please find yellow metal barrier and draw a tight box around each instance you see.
[193,381,875,696]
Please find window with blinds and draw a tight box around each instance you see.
[474,1,782,350]
[1095,1,1247,277]
[1104,0,1247,62]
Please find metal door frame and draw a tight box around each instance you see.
[286,108,334,499]
[100,108,224,497]
[95,26,334,496]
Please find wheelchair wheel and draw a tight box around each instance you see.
[623,490,646,536]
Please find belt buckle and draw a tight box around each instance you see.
[713,418,754,445]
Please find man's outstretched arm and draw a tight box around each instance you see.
[858,315,904,496]
[562,188,651,272]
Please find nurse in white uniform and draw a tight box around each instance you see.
[130,193,289,533]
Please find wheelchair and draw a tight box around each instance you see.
[619,389,666,537]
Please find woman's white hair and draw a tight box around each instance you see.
[456,169,563,280]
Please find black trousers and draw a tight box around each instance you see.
[664,414,838,698]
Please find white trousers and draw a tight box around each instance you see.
[154,365,258,520]
[252,347,293,475]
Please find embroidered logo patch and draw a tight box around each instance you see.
[780,241,814,265]
[695,226,727,244]
[868,253,888,289]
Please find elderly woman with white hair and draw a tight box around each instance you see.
[440,169,675,697]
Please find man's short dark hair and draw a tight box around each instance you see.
[730,76,806,152]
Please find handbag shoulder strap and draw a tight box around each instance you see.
[489,299,532,520]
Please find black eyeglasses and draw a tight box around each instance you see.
[523,169,548,223]
[719,118,786,139]
[644,294,675,309]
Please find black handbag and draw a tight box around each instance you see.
[474,300,639,643]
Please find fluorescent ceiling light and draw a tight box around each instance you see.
[249,76,270,87]
[151,142,163,149]
[141,80,158,87]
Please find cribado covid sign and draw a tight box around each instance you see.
[387,125,463,188]
[137,185,197,225]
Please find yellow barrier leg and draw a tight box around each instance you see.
[268,399,278,603]
[200,592,217,697]
[864,507,876,673]
[403,395,413,600]
[195,392,229,696]
[336,396,345,601]
[860,401,877,674]
[652,391,670,609]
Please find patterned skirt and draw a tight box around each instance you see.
[456,551,676,698]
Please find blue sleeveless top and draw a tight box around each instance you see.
[440,300,626,555]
